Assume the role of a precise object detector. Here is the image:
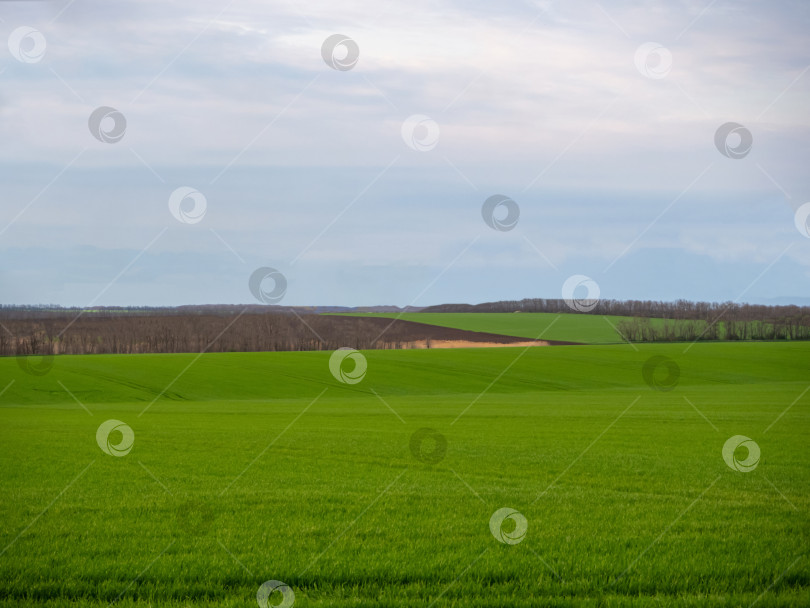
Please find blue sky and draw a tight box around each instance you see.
[1,0,808,307]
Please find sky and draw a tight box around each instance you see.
[0,0,808,307]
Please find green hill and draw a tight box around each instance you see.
[1,343,808,607]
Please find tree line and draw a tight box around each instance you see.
[1,313,429,356]
[0,303,417,320]
[0,312,538,357]
[3,298,809,355]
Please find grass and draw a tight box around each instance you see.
[338,311,637,343]
[1,342,808,606]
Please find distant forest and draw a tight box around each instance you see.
[0,309,553,357]
[1,297,809,358]
[424,299,810,341]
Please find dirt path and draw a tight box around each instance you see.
[403,339,551,349]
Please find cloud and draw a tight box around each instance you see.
[0,0,808,305]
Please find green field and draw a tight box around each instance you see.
[1,342,808,606]
[341,312,633,343]
[344,312,805,345]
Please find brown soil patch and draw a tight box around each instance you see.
[404,339,550,349]
[367,317,579,348]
